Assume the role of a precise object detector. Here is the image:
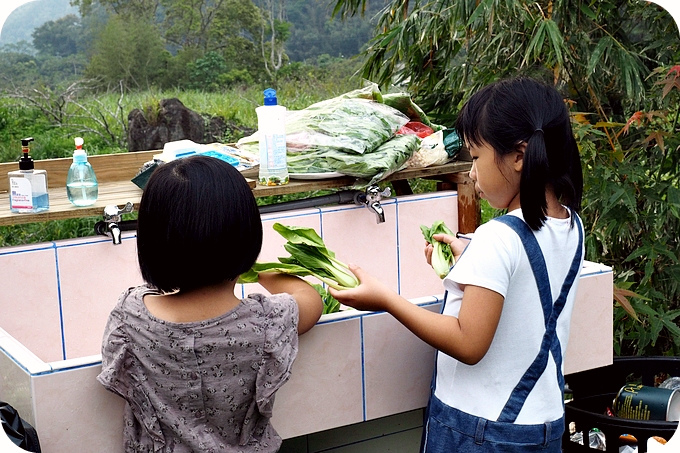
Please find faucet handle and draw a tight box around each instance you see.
[103,202,134,222]
[365,185,391,202]
[379,187,391,198]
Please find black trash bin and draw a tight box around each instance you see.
[563,356,680,452]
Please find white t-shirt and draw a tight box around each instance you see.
[433,209,584,424]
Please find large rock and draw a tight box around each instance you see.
[127,98,222,152]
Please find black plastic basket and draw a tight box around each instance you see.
[563,356,680,452]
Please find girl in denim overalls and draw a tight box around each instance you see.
[331,77,584,452]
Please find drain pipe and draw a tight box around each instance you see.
[258,190,361,214]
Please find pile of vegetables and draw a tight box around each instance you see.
[239,223,357,314]
[236,84,431,184]
[420,221,455,279]
[286,133,419,184]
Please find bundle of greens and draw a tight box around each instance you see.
[239,223,358,296]
[237,84,409,157]
[420,221,455,279]
[286,134,419,184]
[236,83,424,184]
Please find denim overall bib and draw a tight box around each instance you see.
[422,214,583,452]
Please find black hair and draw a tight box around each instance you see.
[455,77,583,230]
[136,155,263,293]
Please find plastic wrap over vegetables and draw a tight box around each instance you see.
[237,84,415,183]
[287,134,419,184]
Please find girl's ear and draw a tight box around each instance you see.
[513,142,526,172]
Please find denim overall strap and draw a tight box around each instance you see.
[494,214,583,423]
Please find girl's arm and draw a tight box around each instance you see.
[329,265,503,365]
[257,272,323,334]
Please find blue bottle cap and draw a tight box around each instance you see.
[263,88,278,106]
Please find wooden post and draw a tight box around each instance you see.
[436,172,479,234]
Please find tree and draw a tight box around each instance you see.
[255,0,291,79]
[331,0,679,123]
[32,15,83,57]
[86,15,168,90]
[74,0,270,84]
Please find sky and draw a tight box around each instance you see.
[0,0,679,41]
[0,0,38,36]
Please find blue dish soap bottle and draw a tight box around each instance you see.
[8,137,49,213]
[256,88,289,186]
[66,137,98,206]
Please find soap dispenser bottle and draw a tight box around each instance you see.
[8,137,49,213]
[256,88,289,186]
[66,137,98,206]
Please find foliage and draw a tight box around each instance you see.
[331,0,678,124]
[574,66,680,356]
[285,0,382,62]
[32,15,83,57]
[86,15,169,91]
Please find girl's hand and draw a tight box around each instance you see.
[424,232,468,265]
[328,264,395,312]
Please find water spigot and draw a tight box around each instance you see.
[96,202,134,245]
[354,185,391,223]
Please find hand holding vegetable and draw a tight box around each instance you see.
[328,264,398,313]
[421,221,456,278]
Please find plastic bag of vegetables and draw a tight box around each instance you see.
[286,134,419,185]
[237,83,409,157]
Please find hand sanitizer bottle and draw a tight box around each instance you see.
[256,88,289,186]
[66,137,98,206]
[8,137,49,213]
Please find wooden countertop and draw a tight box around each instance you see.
[0,150,472,227]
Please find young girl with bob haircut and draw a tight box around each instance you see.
[98,155,322,453]
[330,77,584,452]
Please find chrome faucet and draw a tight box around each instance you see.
[100,202,134,245]
[355,185,391,223]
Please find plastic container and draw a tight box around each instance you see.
[256,88,289,186]
[8,137,49,213]
[66,137,98,206]
[564,357,680,452]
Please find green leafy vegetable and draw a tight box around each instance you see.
[420,221,455,279]
[238,223,359,291]
[311,283,342,314]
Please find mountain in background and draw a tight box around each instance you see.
[0,0,77,45]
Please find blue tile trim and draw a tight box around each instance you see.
[0,344,40,375]
[261,209,322,223]
[53,244,67,361]
[0,244,55,256]
[360,315,367,422]
[31,361,101,376]
[395,200,401,295]
[395,192,458,204]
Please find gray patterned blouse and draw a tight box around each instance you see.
[97,285,299,453]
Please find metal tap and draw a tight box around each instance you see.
[96,202,134,245]
[354,185,391,223]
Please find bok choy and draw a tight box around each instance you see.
[420,221,455,279]
[238,223,359,291]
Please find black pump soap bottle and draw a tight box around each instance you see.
[8,137,50,213]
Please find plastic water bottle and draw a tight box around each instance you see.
[256,88,289,186]
[66,137,98,206]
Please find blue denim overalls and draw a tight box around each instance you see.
[422,214,583,452]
